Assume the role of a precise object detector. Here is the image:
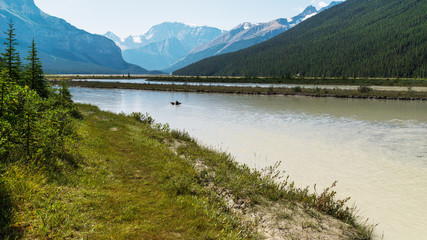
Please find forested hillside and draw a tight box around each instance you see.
[167,2,343,74]
[174,0,427,78]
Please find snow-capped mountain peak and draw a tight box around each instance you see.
[132,35,142,43]
[104,22,224,51]
[104,22,224,70]
[167,1,343,73]
[104,1,344,72]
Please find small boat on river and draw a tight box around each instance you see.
[171,101,181,106]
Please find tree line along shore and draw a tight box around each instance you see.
[47,74,427,87]
[52,79,427,101]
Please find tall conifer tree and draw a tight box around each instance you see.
[1,19,21,84]
[25,39,48,98]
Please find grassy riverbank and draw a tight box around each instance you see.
[1,104,374,239]
[55,80,427,101]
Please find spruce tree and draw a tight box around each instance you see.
[1,19,22,84]
[25,39,48,98]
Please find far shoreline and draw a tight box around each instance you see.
[50,79,427,101]
[46,74,427,87]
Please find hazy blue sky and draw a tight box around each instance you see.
[34,0,336,37]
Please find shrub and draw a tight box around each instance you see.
[358,85,372,93]
[0,83,77,163]
[130,112,154,125]
[293,86,303,93]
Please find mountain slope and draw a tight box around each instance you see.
[138,22,224,50]
[104,22,224,70]
[167,4,340,73]
[122,38,190,70]
[0,0,152,74]
[174,0,427,78]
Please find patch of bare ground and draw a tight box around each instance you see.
[109,127,119,132]
[165,139,187,155]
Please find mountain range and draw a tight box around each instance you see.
[105,2,341,73]
[166,2,341,73]
[0,0,154,74]
[104,23,224,71]
[174,0,427,78]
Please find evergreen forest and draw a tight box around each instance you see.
[174,0,427,78]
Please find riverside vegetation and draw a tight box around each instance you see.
[48,74,427,87]
[1,102,376,239]
[54,80,427,101]
[0,23,375,239]
[0,22,80,238]
[145,76,427,87]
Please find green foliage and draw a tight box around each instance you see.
[358,85,372,93]
[175,0,427,78]
[0,23,79,239]
[1,19,22,84]
[0,83,76,163]
[63,79,427,101]
[0,21,77,164]
[178,144,374,238]
[170,129,193,142]
[130,112,155,125]
[24,39,48,98]
[293,86,303,93]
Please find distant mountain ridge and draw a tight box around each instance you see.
[106,22,225,51]
[104,3,341,72]
[174,0,427,78]
[104,23,224,70]
[122,38,190,71]
[166,2,341,73]
[0,0,154,74]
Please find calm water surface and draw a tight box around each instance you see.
[70,87,427,240]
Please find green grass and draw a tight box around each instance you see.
[0,104,256,239]
[0,104,374,239]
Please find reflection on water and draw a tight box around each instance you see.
[70,87,427,240]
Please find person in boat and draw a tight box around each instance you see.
[171,101,181,105]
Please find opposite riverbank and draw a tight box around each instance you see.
[47,75,427,87]
[53,80,427,101]
[0,104,374,239]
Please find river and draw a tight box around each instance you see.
[70,87,427,240]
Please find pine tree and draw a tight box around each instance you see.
[1,19,22,84]
[25,39,48,98]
